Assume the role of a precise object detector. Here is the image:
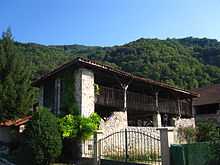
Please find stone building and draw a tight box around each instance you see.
[32,58,198,136]
[193,84,220,126]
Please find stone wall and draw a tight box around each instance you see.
[99,111,128,138]
[171,117,196,144]
[173,117,195,128]
[75,68,95,117]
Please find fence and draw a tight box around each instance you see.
[95,85,192,117]
[99,128,161,165]
[82,138,94,158]
[82,128,170,165]
[170,142,215,165]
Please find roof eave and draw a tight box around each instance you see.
[32,57,199,98]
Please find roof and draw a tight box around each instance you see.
[193,84,220,105]
[192,84,220,106]
[32,57,198,98]
[0,116,32,127]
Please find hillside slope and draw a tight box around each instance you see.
[7,37,220,89]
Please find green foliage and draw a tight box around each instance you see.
[90,112,101,126]
[195,121,220,162]
[60,71,79,115]
[0,29,34,121]
[196,121,219,142]
[210,140,220,162]
[94,83,101,95]
[104,151,160,163]
[178,127,197,143]
[177,121,219,144]
[104,39,220,89]
[17,107,62,165]
[59,113,101,140]
[2,33,220,90]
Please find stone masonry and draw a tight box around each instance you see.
[173,117,195,128]
[99,111,128,138]
[75,68,95,117]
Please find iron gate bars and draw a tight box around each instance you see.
[99,128,161,165]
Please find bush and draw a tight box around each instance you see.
[210,140,220,163]
[177,127,197,143]
[196,121,218,142]
[16,107,62,165]
[59,113,101,163]
[59,113,101,140]
[177,121,219,144]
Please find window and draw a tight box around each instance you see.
[43,80,55,111]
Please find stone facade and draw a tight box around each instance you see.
[173,117,195,128]
[168,117,196,144]
[99,111,128,138]
[75,68,95,117]
[153,113,162,127]
[98,111,195,145]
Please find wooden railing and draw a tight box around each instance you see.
[95,86,192,116]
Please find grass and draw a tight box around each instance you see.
[102,151,161,163]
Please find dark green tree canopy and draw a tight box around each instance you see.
[1,33,220,90]
[0,29,34,121]
[17,107,62,165]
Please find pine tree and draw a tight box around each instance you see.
[0,29,34,121]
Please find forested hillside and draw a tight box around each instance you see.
[4,37,220,90]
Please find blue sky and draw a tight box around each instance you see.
[0,0,220,46]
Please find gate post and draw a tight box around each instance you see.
[157,128,170,165]
[93,130,103,165]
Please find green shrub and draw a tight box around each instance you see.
[59,112,101,140]
[16,107,62,165]
[196,121,218,142]
[59,113,100,163]
[210,140,220,163]
[177,127,197,143]
[177,121,219,144]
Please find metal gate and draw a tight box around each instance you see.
[99,128,161,165]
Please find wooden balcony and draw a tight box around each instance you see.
[95,86,192,117]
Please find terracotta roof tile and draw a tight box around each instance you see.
[0,116,32,127]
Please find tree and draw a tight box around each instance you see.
[0,29,34,121]
[196,121,219,142]
[16,107,62,165]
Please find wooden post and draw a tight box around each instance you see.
[177,99,181,119]
[123,85,128,111]
[153,92,162,127]
[155,92,159,109]
[153,112,162,127]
